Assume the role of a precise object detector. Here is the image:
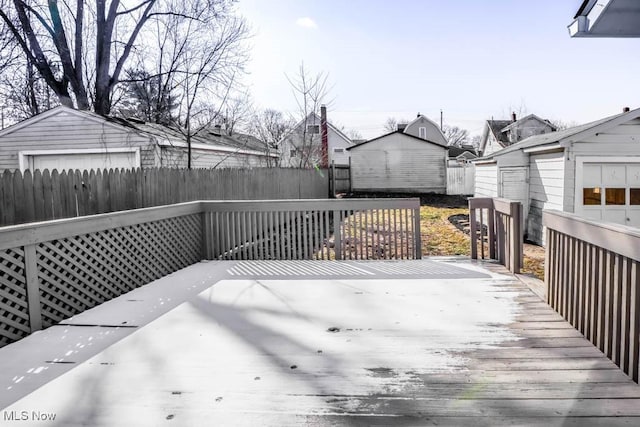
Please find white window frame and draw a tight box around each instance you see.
[306,124,320,135]
[18,147,141,172]
[333,148,344,153]
[574,155,640,213]
[418,126,427,139]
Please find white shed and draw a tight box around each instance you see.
[347,131,447,193]
[474,107,640,245]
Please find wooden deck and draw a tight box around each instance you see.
[2,259,640,426]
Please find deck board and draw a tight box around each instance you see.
[1,259,640,426]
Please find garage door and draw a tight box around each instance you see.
[579,163,640,228]
[29,151,139,172]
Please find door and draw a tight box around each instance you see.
[499,167,529,222]
[579,163,640,228]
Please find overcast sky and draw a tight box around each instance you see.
[236,0,640,139]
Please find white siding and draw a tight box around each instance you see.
[161,147,268,169]
[482,134,504,157]
[528,152,565,245]
[350,133,446,193]
[404,116,448,145]
[0,109,156,171]
[474,164,498,197]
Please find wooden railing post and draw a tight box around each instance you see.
[469,202,478,260]
[413,207,422,259]
[508,201,522,274]
[23,244,42,332]
[201,210,213,260]
[333,210,342,260]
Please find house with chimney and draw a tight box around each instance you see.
[278,106,353,168]
[474,107,640,245]
[479,113,556,157]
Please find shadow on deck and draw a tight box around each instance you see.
[1,259,640,426]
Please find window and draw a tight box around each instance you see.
[583,187,601,205]
[418,126,427,139]
[631,188,640,205]
[307,124,320,134]
[605,188,626,205]
[290,149,297,157]
[333,148,344,153]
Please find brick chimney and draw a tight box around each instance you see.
[623,107,630,113]
[320,105,328,168]
[511,112,517,122]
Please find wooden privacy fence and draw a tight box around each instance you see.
[446,165,475,195]
[0,167,328,227]
[0,198,421,348]
[468,197,523,273]
[543,210,640,382]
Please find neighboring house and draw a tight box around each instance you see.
[347,130,448,193]
[569,0,640,37]
[474,107,640,245]
[479,113,556,157]
[448,145,477,167]
[401,114,448,146]
[0,106,275,172]
[278,107,353,167]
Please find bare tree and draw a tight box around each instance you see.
[442,124,470,147]
[0,0,247,119]
[547,118,578,131]
[250,108,294,167]
[383,117,410,133]
[285,62,332,168]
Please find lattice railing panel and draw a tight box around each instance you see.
[0,248,30,346]
[37,214,202,327]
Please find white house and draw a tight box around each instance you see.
[569,0,640,37]
[347,130,448,193]
[401,114,448,146]
[479,113,556,157]
[278,107,353,167]
[474,107,640,245]
[0,106,275,172]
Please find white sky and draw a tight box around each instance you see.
[235,0,640,139]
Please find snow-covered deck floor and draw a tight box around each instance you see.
[2,259,640,426]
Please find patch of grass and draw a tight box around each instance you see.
[420,206,470,256]
[419,205,545,280]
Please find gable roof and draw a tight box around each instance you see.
[278,112,353,146]
[500,114,556,133]
[477,107,640,160]
[403,114,448,147]
[448,146,477,158]
[0,105,273,157]
[346,130,445,151]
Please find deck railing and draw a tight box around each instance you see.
[543,210,640,382]
[468,197,523,273]
[0,198,420,348]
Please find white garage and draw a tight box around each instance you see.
[474,107,640,245]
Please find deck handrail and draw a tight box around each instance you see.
[0,198,421,348]
[543,209,640,382]
[468,197,523,273]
